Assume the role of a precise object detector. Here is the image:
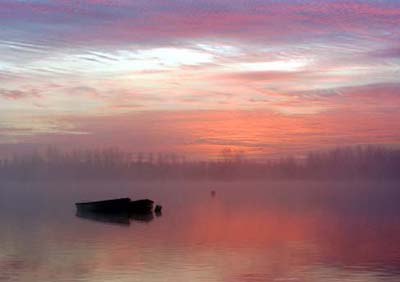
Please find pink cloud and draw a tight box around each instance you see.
[1,1,399,159]
[0,89,41,100]
[3,94,399,159]
[2,1,399,47]
[217,71,305,81]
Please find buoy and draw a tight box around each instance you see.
[155,205,162,214]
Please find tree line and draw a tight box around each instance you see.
[0,146,399,180]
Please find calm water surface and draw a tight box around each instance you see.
[1,181,400,282]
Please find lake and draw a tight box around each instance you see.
[1,180,400,282]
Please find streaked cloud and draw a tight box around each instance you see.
[0,89,40,100]
[0,0,399,156]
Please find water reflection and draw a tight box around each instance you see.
[1,181,400,282]
[76,210,155,225]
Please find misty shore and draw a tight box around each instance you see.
[0,146,399,181]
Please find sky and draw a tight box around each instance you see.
[0,0,399,159]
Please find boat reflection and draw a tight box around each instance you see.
[76,209,154,225]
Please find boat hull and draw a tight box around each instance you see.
[75,198,154,213]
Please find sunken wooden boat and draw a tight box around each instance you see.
[75,198,154,214]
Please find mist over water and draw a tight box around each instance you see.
[1,180,400,282]
[1,146,400,181]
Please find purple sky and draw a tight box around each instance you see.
[0,1,399,158]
